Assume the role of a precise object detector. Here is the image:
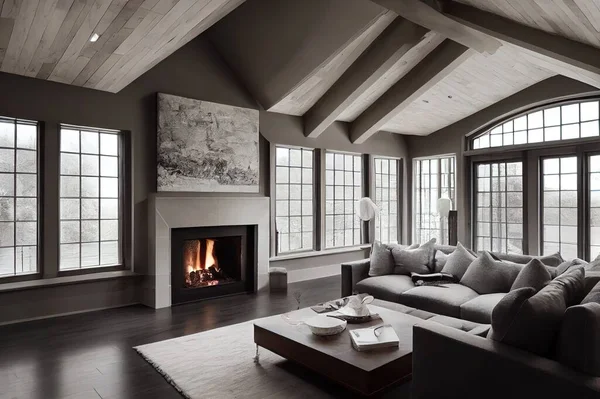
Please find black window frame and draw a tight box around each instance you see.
[0,117,42,282]
[57,124,129,276]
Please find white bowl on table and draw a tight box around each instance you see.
[304,315,347,336]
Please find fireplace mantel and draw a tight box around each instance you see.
[144,194,270,308]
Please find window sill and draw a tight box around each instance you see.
[270,244,371,262]
[0,270,140,293]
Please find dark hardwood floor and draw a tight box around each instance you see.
[0,276,342,399]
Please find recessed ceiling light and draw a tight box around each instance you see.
[89,33,99,42]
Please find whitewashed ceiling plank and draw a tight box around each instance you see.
[1,0,40,73]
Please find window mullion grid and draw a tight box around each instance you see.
[12,120,17,275]
[558,158,562,256]
[504,162,508,253]
[79,130,83,269]
[488,165,492,252]
[438,162,442,243]
[286,163,290,252]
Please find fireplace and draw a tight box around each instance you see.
[171,225,257,305]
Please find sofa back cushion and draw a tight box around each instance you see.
[460,252,523,294]
[510,258,552,292]
[434,244,458,255]
[391,239,436,275]
[583,278,600,304]
[556,258,588,275]
[440,242,475,280]
[368,241,395,276]
[488,267,585,356]
[491,251,564,267]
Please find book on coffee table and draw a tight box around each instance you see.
[349,324,399,352]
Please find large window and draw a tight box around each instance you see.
[413,156,455,244]
[472,100,599,150]
[324,151,362,248]
[0,119,38,277]
[374,157,398,244]
[541,156,578,259]
[274,146,314,254]
[59,126,122,270]
[474,161,524,254]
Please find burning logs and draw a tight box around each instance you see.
[185,266,233,288]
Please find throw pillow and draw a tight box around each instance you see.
[510,258,552,292]
[433,251,448,272]
[440,242,476,280]
[460,252,523,294]
[391,239,436,275]
[491,251,564,267]
[368,241,394,276]
[488,267,585,356]
[555,302,600,376]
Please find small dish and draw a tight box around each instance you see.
[304,315,347,336]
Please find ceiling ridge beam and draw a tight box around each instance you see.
[303,18,429,138]
[445,1,600,86]
[349,39,470,144]
[369,0,500,54]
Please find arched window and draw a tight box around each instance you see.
[471,99,599,150]
[468,96,600,260]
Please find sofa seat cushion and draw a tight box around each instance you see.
[355,275,415,302]
[398,283,479,318]
[460,293,506,324]
[370,298,415,314]
[427,314,482,333]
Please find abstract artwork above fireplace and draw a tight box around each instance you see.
[156,93,259,193]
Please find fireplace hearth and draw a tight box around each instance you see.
[171,225,256,305]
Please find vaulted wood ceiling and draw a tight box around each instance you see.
[207,0,600,140]
[2,0,600,141]
[0,0,244,93]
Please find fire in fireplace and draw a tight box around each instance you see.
[171,225,256,305]
[183,238,234,288]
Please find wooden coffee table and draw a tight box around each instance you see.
[253,304,420,396]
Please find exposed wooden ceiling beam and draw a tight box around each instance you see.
[303,18,429,138]
[444,1,600,88]
[369,0,500,54]
[349,39,470,144]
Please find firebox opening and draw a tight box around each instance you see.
[182,237,241,289]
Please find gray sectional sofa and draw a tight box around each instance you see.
[341,243,600,324]
[342,241,600,398]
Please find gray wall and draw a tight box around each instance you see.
[208,0,387,109]
[405,76,599,246]
[0,34,407,322]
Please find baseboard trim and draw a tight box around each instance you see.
[0,302,140,326]
[287,264,340,283]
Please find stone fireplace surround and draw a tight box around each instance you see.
[145,195,270,308]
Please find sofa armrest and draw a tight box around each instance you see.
[341,259,370,297]
[412,323,600,399]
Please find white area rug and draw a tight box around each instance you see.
[135,320,410,399]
